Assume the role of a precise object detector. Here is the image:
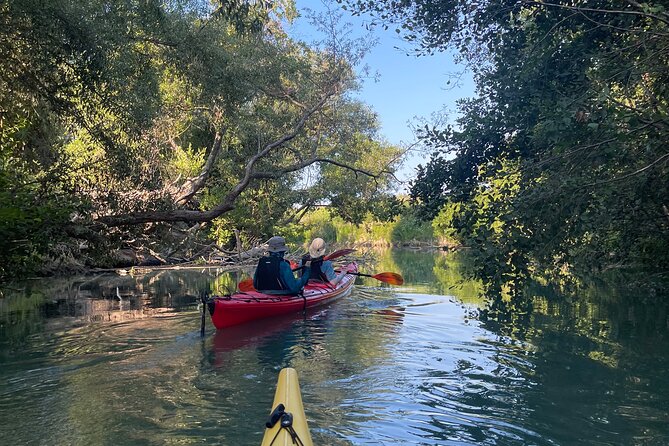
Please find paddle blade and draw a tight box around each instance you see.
[324,248,356,261]
[371,272,404,286]
[238,278,255,292]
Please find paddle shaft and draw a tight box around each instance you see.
[334,271,372,278]
[334,270,404,285]
[238,248,357,292]
[350,272,375,278]
[199,293,207,337]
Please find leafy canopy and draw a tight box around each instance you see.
[1,0,402,278]
[341,0,669,291]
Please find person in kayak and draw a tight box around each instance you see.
[299,238,346,286]
[254,236,311,295]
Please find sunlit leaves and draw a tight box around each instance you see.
[364,0,669,291]
[1,0,405,277]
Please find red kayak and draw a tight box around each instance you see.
[208,263,358,329]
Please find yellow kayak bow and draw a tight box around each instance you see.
[261,368,313,446]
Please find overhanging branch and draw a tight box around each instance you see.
[173,131,223,206]
[96,92,336,227]
[581,152,669,188]
[525,1,669,28]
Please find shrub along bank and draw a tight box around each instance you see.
[284,208,448,249]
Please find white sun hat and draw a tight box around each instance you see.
[308,238,326,258]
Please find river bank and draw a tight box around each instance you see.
[20,237,458,284]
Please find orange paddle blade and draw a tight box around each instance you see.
[324,248,356,261]
[371,272,404,285]
[238,278,255,292]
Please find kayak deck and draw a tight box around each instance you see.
[261,368,312,446]
[209,262,357,329]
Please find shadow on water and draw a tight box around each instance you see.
[0,268,247,346]
[351,249,669,444]
[1,251,668,445]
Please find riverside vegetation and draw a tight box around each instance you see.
[1,0,402,279]
[342,0,669,298]
[2,0,668,304]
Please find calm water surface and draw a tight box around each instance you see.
[1,251,668,445]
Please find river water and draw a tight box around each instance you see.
[0,250,667,445]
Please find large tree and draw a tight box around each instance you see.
[342,0,669,286]
[0,0,401,278]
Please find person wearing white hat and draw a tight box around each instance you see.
[299,238,346,286]
[253,236,311,295]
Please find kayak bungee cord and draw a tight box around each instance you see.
[265,404,306,446]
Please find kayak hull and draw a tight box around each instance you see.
[209,263,357,329]
[261,368,313,446]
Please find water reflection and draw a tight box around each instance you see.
[0,252,668,445]
[369,249,484,303]
[0,267,244,345]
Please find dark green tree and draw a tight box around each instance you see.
[343,0,669,287]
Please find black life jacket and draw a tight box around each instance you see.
[254,256,289,291]
[302,255,329,282]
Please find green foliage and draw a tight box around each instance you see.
[168,144,206,179]
[287,207,434,248]
[432,201,463,242]
[0,151,75,280]
[1,0,404,278]
[352,0,669,294]
[410,153,452,220]
[390,213,434,243]
[290,209,339,248]
[292,124,405,226]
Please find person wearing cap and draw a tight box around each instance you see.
[299,238,346,286]
[253,236,311,295]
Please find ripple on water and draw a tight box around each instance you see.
[306,291,556,445]
[1,276,668,445]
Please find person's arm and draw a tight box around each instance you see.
[322,260,345,286]
[279,261,310,294]
[296,256,309,277]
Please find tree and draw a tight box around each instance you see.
[343,0,669,285]
[1,0,401,277]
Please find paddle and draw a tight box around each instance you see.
[237,248,357,292]
[199,291,208,338]
[339,271,404,286]
[322,248,357,261]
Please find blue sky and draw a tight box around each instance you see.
[288,0,476,187]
